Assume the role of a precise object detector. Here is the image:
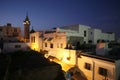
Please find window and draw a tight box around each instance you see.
[15,45,21,48]
[31,36,35,43]
[88,40,92,44]
[97,39,100,43]
[84,30,86,37]
[31,37,33,42]
[84,63,91,70]
[57,43,59,48]
[45,43,47,47]
[84,41,86,44]
[91,32,92,35]
[14,28,17,32]
[98,67,108,76]
[50,43,53,48]
[33,37,35,42]
[61,43,63,48]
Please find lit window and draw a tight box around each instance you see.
[98,67,108,76]
[50,43,53,48]
[84,63,91,70]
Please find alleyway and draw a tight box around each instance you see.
[52,58,74,72]
[51,57,87,80]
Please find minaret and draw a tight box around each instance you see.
[23,13,30,42]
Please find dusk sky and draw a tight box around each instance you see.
[0,0,120,38]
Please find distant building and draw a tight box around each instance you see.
[23,15,31,42]
[117,38,120,43]
[54,24,89,45]
[3,42,30,53]
[0,23,21,42]
[88,28,115,44]
[53,24,115,44]
[29,24,115,51]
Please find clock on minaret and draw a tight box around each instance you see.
[23,15,30,42]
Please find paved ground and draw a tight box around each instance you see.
[51,58,87,80]
[52,58,74,72]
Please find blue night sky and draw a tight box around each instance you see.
[0,0,120,38]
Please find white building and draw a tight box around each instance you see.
[101,32,115,42]
[30,32,42,51]
[54,24,115,44]
[30,31,67,52]
[77,53,120,80]
[42,47,120,80]
[29,24,115,51]
[55,24,90,44]
[88,29,115,44]
[28,25,119,80]
[88,28,102,44]
[3,42,30,53]
[43,31,67,51]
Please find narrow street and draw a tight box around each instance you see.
[52,58,74,72]
[51,58,87,80]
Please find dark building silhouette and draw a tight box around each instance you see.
[30,26,35,33]
[23,14,30,42]
[0,23,21,42]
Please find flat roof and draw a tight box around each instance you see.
[79,52,116,63]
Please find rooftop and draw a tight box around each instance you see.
[76,43,120,62]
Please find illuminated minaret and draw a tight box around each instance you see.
[23,13,30,42]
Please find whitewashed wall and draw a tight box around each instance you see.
[77,55,115,80]
[93,29,102,44]
[30,32,42,52]
[43,32,67,51]
[101,32,115,42]
[56,24,115,44]
[47,48,77,65]
[3,42,30,53]
[78,24,91,43]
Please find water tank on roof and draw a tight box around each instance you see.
[7,23,12,26]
